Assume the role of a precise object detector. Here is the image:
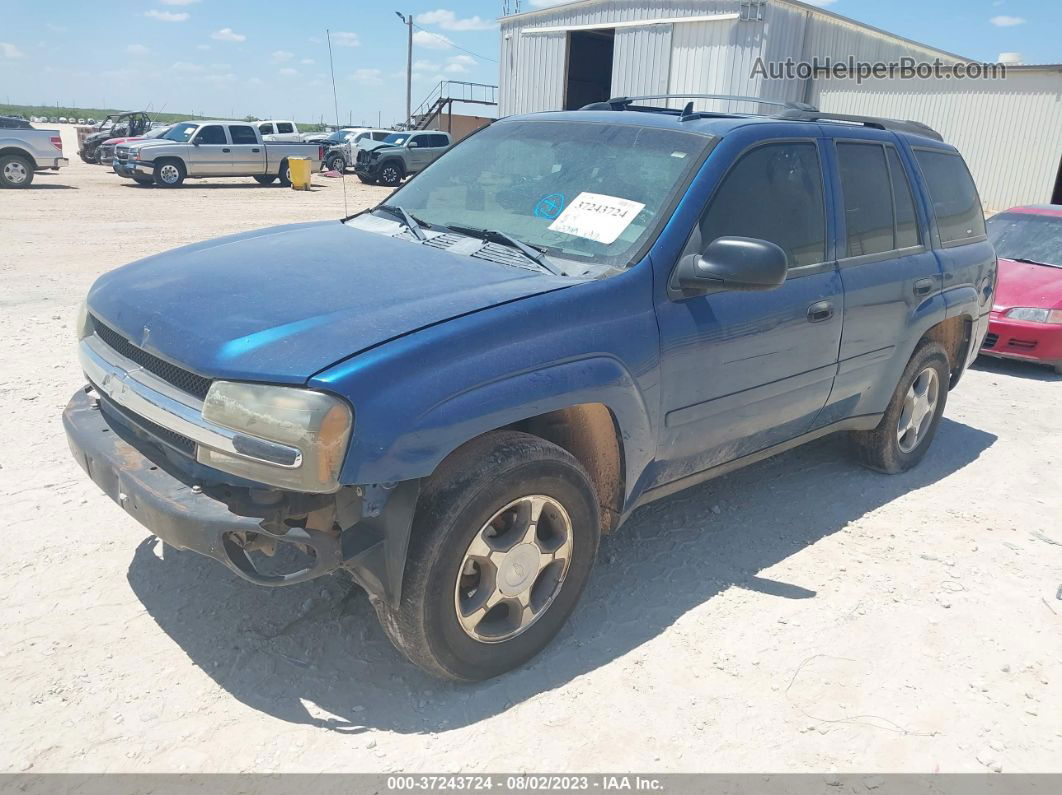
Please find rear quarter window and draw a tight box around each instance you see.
[915,150,986,244]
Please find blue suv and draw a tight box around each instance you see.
[64,96,995,680]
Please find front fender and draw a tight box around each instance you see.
[311,266,661,505]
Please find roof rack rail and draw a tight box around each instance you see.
[772,109,943,141]
[582,94,818,114]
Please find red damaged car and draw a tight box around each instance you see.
[982,205,1062,374]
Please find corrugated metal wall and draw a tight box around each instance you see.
[499,0,964,116]
[811,70,1062,211]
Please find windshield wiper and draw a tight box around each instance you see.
[375,203,427,241]
[443,224,561,275]
[1012,257,1060,268]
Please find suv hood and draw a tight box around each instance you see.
[87,220,573,384]
[358,140,398,153]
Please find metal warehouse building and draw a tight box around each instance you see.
[498,0,1062,211]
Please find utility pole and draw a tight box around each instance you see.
[395,11,412,127]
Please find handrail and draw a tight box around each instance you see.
[407,81,498,127]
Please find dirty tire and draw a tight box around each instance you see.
[277,161,292,187]
[378,431,600,681]
[0,154,35,188]
[253,175,276,186]
[377,161,404,187]
[153,160,185,187]
[850,341,950,474]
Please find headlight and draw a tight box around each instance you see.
[76,299,90,341]
[199,381,353,493]
[127,148,139,159]
[1004,307,1062,324]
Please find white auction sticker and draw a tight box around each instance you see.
[548,192,646,245]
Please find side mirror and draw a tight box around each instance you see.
[192,138,201,146]
[676,236,788,294]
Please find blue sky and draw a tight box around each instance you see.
[0,0,1057,125]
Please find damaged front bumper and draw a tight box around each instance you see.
[63,385,419,601]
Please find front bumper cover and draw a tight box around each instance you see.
[63,385,420,600]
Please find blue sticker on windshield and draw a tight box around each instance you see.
[533,193,565,220]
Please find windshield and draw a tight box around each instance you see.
[326,130,349,143]
[161,123,199,143]
[145,126,171,139]
[385,120,709,267]
[987,212,1062,267]
[383,133,409,145]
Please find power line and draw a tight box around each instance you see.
[410,22,499,63]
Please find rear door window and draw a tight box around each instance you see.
[915,149,986,244]
[699,142,827,269]
[228,125,257,145]
[887,148,920,248]
[258,123,274,135]
[276,122,294,134]
[837,143,895,257]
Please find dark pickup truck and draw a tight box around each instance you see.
[65,95,994,680]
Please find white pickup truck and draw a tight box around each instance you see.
[0,124,69,188]
[257,120,302,142]
[113,120,323,186]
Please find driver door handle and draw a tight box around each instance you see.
[807,300,834,323]
[222,148,231,153]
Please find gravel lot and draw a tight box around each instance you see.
[2,126,1060,774]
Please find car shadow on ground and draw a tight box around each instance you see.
[971,355,1060,381]
[127,417,995,734]
[25,184,78,190]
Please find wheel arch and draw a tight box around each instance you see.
[920,314,974,388]
[0,146,34,163]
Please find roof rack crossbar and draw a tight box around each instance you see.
[772,109,943,141]
[581,94,818,114]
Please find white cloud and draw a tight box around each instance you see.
[126,43,150,56]
[415,9,496,31]
[443,54,476,74]
[300,58,315,65]
[413,30,453,50]
[0,42,25,59]
[161,0,201,4]
[145,9,189,22]
[331,31,360,47]
[350,68,384,86]
[172,61,206,73]
[212,27,246,42]
[271,50,294,62]
[279,67,299,76]
[990,15,1026,26]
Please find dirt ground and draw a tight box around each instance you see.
[1,125,1060,774]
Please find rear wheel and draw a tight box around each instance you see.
[378,431,600,681]
[80,149,99,165]
[254,175,276,185]
[0,154,34,188]
[153,160,185,187]
[277,160,292,187]
[850,342,950,473]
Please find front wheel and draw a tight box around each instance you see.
[0,154,34,188]
[325,153,346,172]
[153,160,185,187]
[850,342,950,473]
[377,161,404,187]
[378,431,600,681]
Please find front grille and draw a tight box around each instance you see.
[982,333,998,349]
[103,396,197,456]
[91,316,213,400]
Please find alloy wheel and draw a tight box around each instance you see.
[3,160,28,185]
[454,495,573,643]
[896,367,939,453]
